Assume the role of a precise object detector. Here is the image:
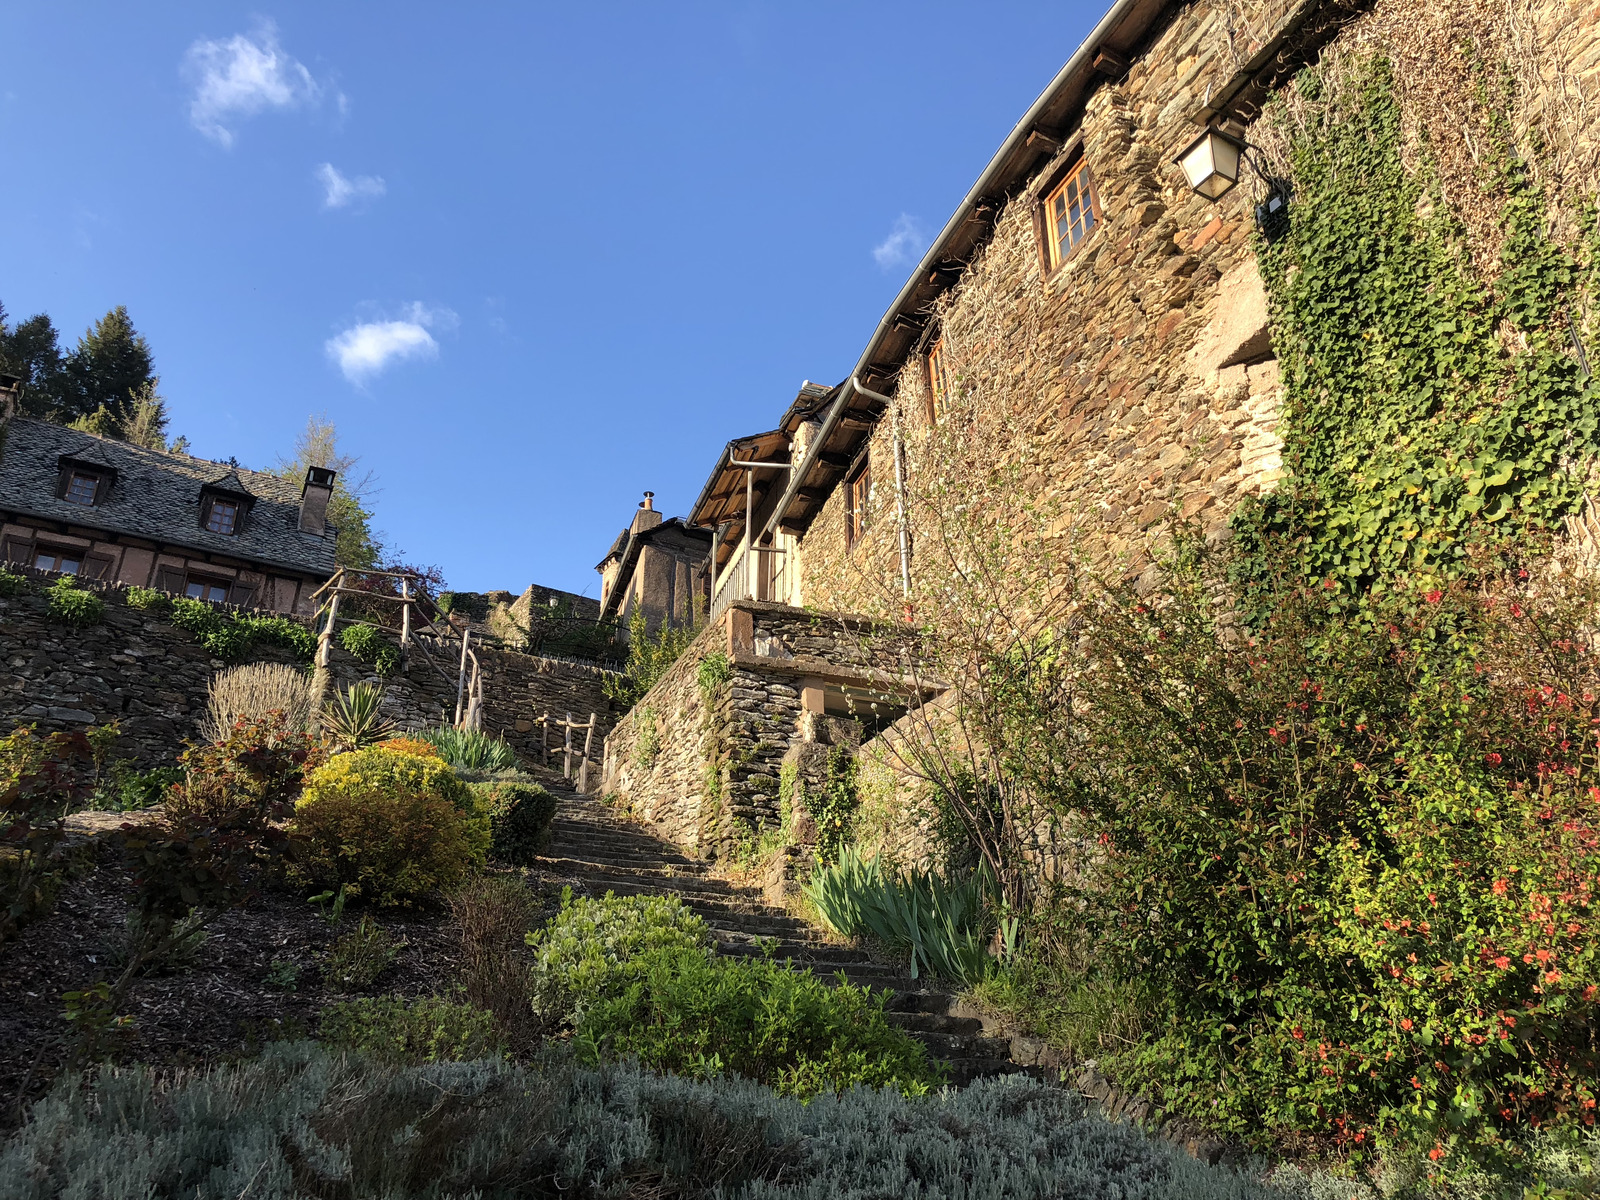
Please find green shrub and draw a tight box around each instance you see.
[90,763,184,811]
[0,567,29,597]
[467,779,556,864]
[419,724,518,772]
[291,746,489,906]
[44,576,104,627]
[525,891,712,1025]
[323,917,403,992]
[166,712,325,825]
[0,1043,1282,1199]
[320,682,396,750]
[235,614,315,659]
[805,846,993,984]
[123,586,168,612]
[578,945,942,1099]
[339,622,400,675]
[1,727,96,943]
[319,994,503,1064]
[170,596,253,658]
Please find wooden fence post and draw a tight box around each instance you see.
[454,629,472,727]
[308,582,342,728]
[563,711,574,781]
[579,712,596,794]
[540,713,549,766]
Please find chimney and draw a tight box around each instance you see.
[630,489,663,535]
[299,466,337,535]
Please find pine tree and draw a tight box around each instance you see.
[0,303,68,418]
[60,305,156,425]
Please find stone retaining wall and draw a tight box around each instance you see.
[0,570,621,772]
[602,600,924,859]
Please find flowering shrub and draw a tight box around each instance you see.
[375,737,440,759]
[525,890,712,1026]
[1021,552,1600,1180]
[291,746,488,906]
[165,712,325,825]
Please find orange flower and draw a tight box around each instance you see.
[1492,879,1509,895]
[1428,1147,1445,1162]
[1400,1018,1413,1031]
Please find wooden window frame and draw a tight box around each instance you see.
[34,545,84,575]
[845,454,871,550]
[1029,142,1102,279]
[64,471,102,507]
[926,338,951,424]
[184,573,232,604]
[203,496,241,536]
[1042,157,1102,271]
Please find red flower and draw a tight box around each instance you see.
[1484,752,1502,766]
[1400,1018,1413,1031]
[1511,602,1525,618]
[1425,589,1443,604]
[1492,879,1509,895]
[1292,1026,1305,1040]
[1428,1147,1445,1162]
[1546,970,1562,984]
[1493,956,1511,970]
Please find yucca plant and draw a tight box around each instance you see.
[321,682,396,751]
[804,846,995,984]
[419,725,518,772]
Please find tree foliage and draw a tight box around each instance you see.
[0,301,182,451]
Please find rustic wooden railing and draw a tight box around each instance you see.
[307,568,485,730]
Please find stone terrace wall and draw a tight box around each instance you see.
[603,601,924,859]
[1,573,621,771]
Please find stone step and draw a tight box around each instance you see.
[943,1058,1030,1087]
[901,1030,1014,1060]
[884,1010,986,1037]
[539,860,746,896]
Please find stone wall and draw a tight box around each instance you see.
[602,600,924,858]
[1,570,622,773]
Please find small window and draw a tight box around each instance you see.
[1044,159,1100,269]
[35,549,83,575]
[185,576,230,604]
[927,340,951,423]
[64,472,101,506]
[205,498,239,535]
[846,458,871,548]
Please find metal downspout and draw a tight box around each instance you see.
[853,377,912,601]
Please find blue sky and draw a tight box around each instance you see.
[1,3,1103,596]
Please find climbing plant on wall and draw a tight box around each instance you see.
[1231,56,1600,614]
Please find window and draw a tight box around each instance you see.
[34,549,82,575]
[64,472,101,506]
[205,498,239,535]
[846,458,871,547]
[185,576,231,604]
[927,339,951,423]
[1043,158,1099,269]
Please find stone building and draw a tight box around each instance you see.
[0,387,337,614]
[601,0,1600,859]
[597,492,712,638]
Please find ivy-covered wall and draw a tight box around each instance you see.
[1234,30,1600,606]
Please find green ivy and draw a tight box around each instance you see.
[339,622,400,675]
[45,576,105,628]
[1232,56,1600,613]
[168,597,314,663]
[811,746,859,867]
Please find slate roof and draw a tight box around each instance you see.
[0,416,338,577]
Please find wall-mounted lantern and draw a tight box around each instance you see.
[1175,126,1246,199]
[1174,123,1293,242]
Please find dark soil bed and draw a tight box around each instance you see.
[0,839,475,1127]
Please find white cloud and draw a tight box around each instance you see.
[872,213,930,270]
[326,304,457,384]
[317,163,386,209]
[184,22,319,147]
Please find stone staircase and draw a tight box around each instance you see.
[534,793,1024,1086]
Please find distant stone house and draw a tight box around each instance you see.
[0,395,338,615]
[596,492,711,639]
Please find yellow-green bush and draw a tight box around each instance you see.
[291,747,489,906]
